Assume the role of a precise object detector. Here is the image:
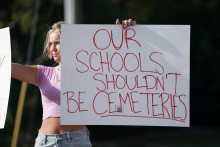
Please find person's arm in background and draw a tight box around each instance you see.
[11,63,38,85]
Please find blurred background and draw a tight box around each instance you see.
[0,0,220,146]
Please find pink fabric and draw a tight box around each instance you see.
[37,65,61,120]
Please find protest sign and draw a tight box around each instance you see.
[61,25,190,127]
[0,27,11,129]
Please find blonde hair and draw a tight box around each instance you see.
[43,21,65,59]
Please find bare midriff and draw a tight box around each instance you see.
[39,117,86,134]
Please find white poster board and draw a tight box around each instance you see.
[0,27,11,129]
[61,25,190,127]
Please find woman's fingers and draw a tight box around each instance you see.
[116,18,120,25]
[116,18,136,29]
[128,19,132,26]
[122,20,128,29]
[132,20,136,26]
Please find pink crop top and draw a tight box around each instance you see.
[37,65,61,120]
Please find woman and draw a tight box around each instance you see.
[12,18,136,147]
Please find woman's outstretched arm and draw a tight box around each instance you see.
[11,63,38,85]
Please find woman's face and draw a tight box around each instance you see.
[49,31,61,63]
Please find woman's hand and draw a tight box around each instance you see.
[116,18,136,29]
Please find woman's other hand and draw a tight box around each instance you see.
[116,18,136,29]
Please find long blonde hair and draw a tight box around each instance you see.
[43,21,65,59]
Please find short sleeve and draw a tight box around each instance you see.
[36,65,44,86]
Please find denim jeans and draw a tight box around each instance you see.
[34,128,92,147]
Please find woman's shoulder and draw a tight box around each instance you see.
[37,65,58,75]
[37,65,57,70]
